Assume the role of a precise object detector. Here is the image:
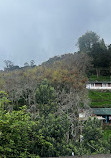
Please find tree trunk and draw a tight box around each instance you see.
[96,68,100,78]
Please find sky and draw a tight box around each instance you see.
[0,0,111,69]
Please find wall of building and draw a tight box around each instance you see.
[86,83,111,89]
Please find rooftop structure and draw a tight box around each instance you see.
[93,108,111,115]
[92,108,111,124]
[86,81,111,89]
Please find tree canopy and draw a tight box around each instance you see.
[77,31,100,52]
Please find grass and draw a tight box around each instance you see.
[88,75,111,142]
[103,129,111,141]
[89,90,111,108]
[88,75,111,107]
[89,75,110,81]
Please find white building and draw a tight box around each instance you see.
[79,110,105,122]
[86,81,111,90]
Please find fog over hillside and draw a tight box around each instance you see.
[0,0,111,69]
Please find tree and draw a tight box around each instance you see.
[30,60,35,67]
[88,40,110,77]
[100,38,107,50]
[107,44,111,67]
[4,60,14,71]
[35,79,57,117]
[0,91,59,157]
[81,118,109,154]
[36,113,73,157]
[24,62,29,67]
[77,31,100,52]
[35,79,56,105]
[89,40,109,67]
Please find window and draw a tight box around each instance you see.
[91,83,94,87]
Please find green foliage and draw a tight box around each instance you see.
[89,42,110,68]
[35,79,58,116]
[35,79,56,105]
[0,67,110,157]
[36,115,74,157]
[77,31,111,77]
[89,75,110,81]
[81,118,109,154]
[103,129,111,142]
[77,31,100,52]
[0,92,42,157]
[0,82,77,157]
[89,90,111,108]
[0,106,30,157]
[0,91,10,109]
[83,118,102,141]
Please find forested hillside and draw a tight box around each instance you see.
[77,31,111,79]
[78,32,111,108]
[1,0,111,156]
[0,52,93,157]
[1,31,111,157]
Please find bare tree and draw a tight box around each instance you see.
[4,60,14,71]
[30,60,35,67]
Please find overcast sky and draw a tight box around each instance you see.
[0,0,111,69]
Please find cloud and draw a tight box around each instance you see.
[0,0,111,69]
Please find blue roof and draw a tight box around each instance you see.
[93,108,111,115]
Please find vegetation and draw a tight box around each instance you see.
[1,31,111,157]
[103,129,111,141]
[0,52,91,157]
[89,90,111,108]
[78,31,111,78]
[81,118,109,154]
[77,31,100,52]
[89,75,110,81]
[0,90,109,157]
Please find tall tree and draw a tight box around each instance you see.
[77,31,100,52]
[82,118,109,154]
[88,40,110,77]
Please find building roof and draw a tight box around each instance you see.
[93,108,111,115]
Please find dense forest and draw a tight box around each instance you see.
[77,31,111,78]
[0,31,111,157]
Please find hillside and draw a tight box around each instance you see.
[88,74,111,108]
[89,75,111,81]
[89,90,111,108]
